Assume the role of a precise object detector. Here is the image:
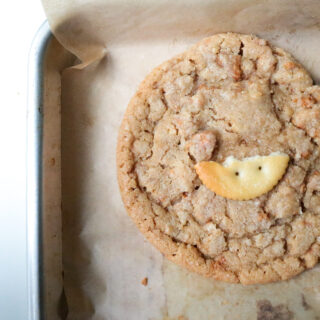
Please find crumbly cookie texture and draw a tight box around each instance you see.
[117,33,320,284]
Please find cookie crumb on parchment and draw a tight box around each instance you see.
[141,277,148,286]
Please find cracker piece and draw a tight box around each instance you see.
[195,153,289,200]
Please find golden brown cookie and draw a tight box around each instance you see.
[117,33,320,284]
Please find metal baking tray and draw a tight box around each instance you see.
[26,8,320,319]
[27,21,51,320]
[27,21,76,320]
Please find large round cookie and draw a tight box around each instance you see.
[117,33,320,284]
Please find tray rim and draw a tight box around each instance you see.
[27,20,52,320]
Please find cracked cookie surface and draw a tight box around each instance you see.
[117,33,320,284]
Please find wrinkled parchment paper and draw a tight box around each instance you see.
[41,0,320,319]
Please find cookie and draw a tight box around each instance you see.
[117,33,320,284]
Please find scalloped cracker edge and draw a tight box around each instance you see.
[195,153,290,201]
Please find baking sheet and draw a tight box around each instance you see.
[41,0,320,319]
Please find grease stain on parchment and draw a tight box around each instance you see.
[161,260,320,320]
[256,300,292,320]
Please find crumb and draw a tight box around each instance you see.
[141,277,148,286]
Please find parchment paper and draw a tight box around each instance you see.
[41,0,320,319]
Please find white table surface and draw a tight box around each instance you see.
[0,1,45,319]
